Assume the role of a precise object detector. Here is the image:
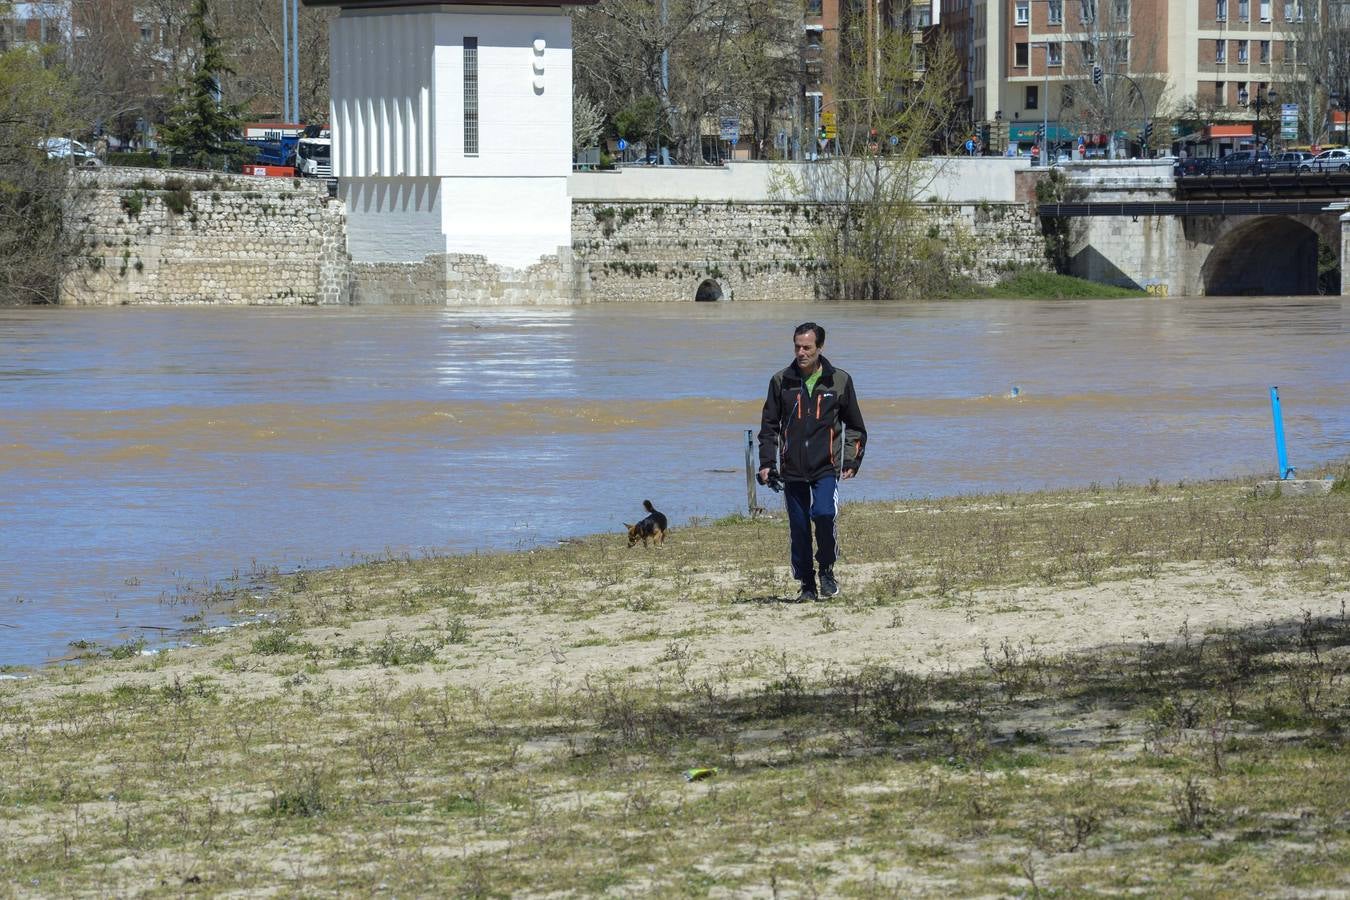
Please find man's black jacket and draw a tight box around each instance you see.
[758,355,866,483]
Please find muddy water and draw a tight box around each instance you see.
[1,298,1346,665]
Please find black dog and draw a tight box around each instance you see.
[625,500,668,548]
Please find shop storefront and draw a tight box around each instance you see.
[1176,124,1255,159]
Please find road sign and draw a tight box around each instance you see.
[719,116,739,143]
[1280,103,1299,141]
[821,110,837,139]
[616,138,628,151]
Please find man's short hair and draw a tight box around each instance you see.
[794,322,825,346]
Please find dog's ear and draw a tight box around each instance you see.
[623,523,633,530]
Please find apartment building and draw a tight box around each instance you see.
[803,0,937,145]
[942,0,1318,154]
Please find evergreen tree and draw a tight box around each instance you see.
[158,0,252,170]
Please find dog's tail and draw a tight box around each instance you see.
[643,499,657,514]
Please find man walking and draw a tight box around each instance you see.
[758,322,867,601]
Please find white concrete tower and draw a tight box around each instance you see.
[303,0,596,280]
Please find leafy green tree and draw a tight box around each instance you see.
[158,0,253,169]
[0,45,82,304]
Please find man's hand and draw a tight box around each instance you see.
[841,466,857,480]
[758,467,771,483]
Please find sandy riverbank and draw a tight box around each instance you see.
[3,471,1348,896]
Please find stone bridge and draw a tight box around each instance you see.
[1039,161,1349,296]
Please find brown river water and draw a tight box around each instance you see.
[1,298,1346,666]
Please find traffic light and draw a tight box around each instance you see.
[818,126,828,142]
[1142,121,1154,143]
[1092,65,1103,86]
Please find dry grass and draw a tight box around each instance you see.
[2,468,1349,896]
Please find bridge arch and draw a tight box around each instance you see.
[1198,215,1338,296]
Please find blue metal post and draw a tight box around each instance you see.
[281,0,291,122]
[1270,386,1295,479]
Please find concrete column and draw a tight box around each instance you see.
[1342,212,1349,296]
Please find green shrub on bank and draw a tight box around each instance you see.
[968,269,1148,300]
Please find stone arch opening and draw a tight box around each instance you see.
[694,278,723,302]
[1202,217,1325,296]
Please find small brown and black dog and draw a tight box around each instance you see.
[625,500,668,548]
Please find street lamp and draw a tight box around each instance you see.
[1239,85,1277,149]
[1033,43,1051,165]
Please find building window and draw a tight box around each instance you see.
[915,4,933,26]
[1237,38,1248,62]
[1048,42,1063,65]
[806,0,822,12]
[1259,39,1270,62]
[1114,0,1130,21]
[1080,0,1097,22]
[1015,42,1029,66]
[1259,0,1270,18]
[1016,0,1029,24]
[1236,80,1248,104]
[1215,80,1225,104]
[1062,83,1075,107]
[1238,0,1249,19]
[1081,40,1096,63]
[1113,37,1130,61]
[1283,1,1293,18]
[1216,0,1228,18]
[1026,85,1039,109]
[463,36,479,156]
[1049,0,1064,22]
[1215,39,1226,62]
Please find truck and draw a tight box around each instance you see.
[292,126,332,179]
[240,123,331,179]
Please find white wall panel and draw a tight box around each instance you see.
[332,6,574,268]
[341,178,446,262]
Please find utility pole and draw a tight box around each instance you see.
[282,0,291,121]
[292,0,301,121]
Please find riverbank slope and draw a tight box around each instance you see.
[3,472,1349,895]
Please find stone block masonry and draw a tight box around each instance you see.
[61,168,352,305]
[571,200,1049,302]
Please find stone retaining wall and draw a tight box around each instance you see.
[59,168,1050,304]
[571,200,1050,302]
[60,168,351,305]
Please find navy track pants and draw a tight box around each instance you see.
[783,473,838,587]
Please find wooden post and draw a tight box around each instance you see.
[745,429,757,516]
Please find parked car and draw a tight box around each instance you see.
[42,137,101,166]
[1173,156,1217,176]
[1300,148,1350,172]
[1213,149,1272,175]
[1265,150,1314,173]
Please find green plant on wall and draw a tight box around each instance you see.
[1036,169,1086,275]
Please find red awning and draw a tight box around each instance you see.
[1204,124,1254,138]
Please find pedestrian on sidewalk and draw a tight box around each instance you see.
[758,322,867,602]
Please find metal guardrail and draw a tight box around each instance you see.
[1175,171,1350,200]
[1039,199,1344,217]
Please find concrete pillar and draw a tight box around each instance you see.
[1342,212,1349,296]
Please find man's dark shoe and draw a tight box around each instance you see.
[794,584,818,603]
[819,569,839,599]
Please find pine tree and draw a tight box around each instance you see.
[158,0,252,170]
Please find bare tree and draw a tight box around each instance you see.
[215,0,335,123]
[1266,0,1350,147]
[0,44,82,304]
[1058,0,1168,156]
[572,0,800,162]
[773,31,967,300]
